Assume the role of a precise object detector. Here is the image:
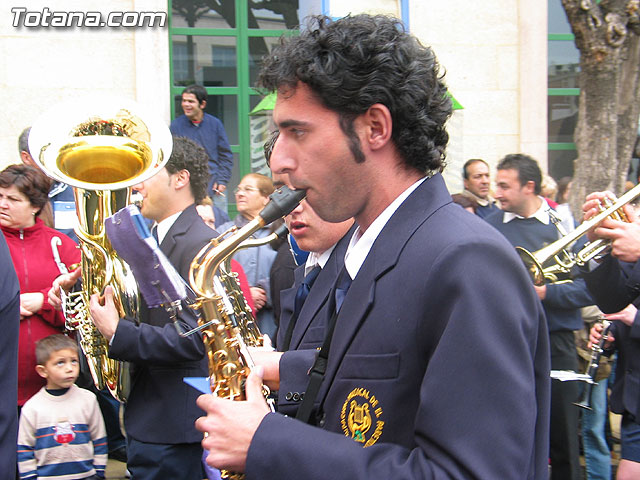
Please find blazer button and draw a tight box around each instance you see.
[318,414,326,427]
[285,392,293,401]
[292,392,301,402]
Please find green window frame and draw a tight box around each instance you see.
[548,2,580,179]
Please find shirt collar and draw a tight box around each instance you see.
[155,211,182,244]
[344,176,427,280]
[502,197,550,224]
[304,244,336,276]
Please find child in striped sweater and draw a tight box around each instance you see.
[17,334,107,480]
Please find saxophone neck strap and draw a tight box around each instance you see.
[295,307,339,424]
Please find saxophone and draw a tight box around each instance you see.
[189,186,304,480]
[29,98,172,402]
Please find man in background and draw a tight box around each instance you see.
[485,153,593,480]
[170,84,233,212]
[0,231,19,475]
[460,158,500,218]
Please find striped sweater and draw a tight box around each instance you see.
[17,385,107,480]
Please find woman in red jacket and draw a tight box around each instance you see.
[0,164,80,406]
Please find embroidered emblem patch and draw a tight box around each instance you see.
[340,387,384,447]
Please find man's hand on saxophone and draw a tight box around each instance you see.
[195,366,271,474]
[47,268,82,310]
[247,348,282,390]
[89,285,120,341]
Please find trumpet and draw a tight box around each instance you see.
[517,182,640,286]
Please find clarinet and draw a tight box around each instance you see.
[574,320,612,410]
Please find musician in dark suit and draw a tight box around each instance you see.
[581,190,640,480]
[51,137,214,480]
[195,14,550,479]
[271,170,355,352]
[0,231,19,475]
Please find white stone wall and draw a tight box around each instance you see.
[328,0,548,191]
[0,0,169,168]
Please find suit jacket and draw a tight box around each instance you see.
[276,223,355,352]
[0,231,19,474]
[583,255,640,420]
[109,204,215,444]
[246,174,551,479]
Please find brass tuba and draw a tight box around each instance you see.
[29,98,172,402]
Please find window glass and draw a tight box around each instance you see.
[172,1,235,29]
[548,41,580,88]
[173,36,237,87]
[548,150,576,180]
[249,36,284,86]
[248,0,322,29]
[548,0,572,34]
[548,95,579,144]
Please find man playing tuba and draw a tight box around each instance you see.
[50,137,215,480]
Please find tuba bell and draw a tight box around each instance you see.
[29,98,172,402]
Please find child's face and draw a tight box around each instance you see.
[36,348,80,390]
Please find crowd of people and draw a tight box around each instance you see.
[2,12,640,480]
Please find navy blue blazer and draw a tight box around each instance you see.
[0,231,19,473]
[583,255,640,420]
[276,223,355,352]
[109,204,215,444]
[246,174,551,479]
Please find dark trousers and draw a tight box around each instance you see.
[549,330,581,480]
[128,437,204,480]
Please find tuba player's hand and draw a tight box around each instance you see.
[89,285,120,341]
[48,268,82,310]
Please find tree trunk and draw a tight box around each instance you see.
[561,0,640,217]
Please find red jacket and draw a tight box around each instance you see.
[2,219,80,405]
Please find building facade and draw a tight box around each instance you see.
[1,0,555,206]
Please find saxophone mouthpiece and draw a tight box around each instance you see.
[259,185,306,224]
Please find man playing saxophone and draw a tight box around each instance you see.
[581,190,640,480]
[49,137,215,480]
[195,14,550,480]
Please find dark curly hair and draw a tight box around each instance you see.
[0,164,52,214]
[166,137,209,204]
[258,14,452,174]
[497,154,542,196]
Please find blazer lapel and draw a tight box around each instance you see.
[160,204,197,260]
[276,268,302,349]
[290,223,356,349]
